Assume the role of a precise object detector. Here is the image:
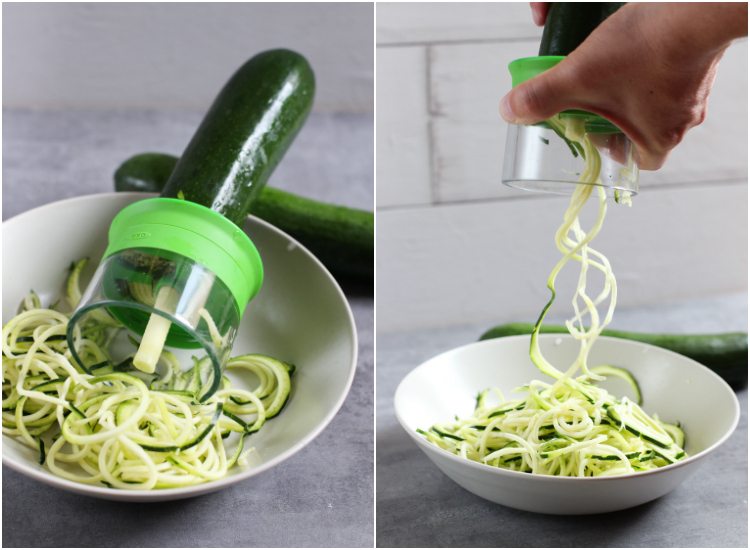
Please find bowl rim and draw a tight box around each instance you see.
[394,334,740,483]
[2,192,359,500]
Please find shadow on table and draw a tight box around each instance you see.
[335,275,373,298]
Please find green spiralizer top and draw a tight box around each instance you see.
[104,198,263,315]
[508,56,623,134]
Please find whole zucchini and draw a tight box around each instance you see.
[115,153,374,281]
[252,188,373,280]
[160,49,315,227]
[539,3,626,56]
[479,323,748,388]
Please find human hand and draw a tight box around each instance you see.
[501,2,747,170]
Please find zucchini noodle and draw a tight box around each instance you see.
[420,116,686,476]
[2,262,294,489]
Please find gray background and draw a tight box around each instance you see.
[3,2,374,547]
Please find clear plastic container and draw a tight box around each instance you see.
[68,249,240,399]
[66,198,263,400]
[502,113,639,197]
[503,56,639,198]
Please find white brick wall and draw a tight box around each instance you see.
[376,47,432,207]
[376,2,748,332]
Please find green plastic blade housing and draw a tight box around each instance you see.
[508,56,623,134]
[104,197,263,314]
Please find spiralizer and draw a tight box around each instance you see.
[67,201,263,400]
[66,49,315,400]
[502,3,639,198]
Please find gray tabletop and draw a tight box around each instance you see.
[2,109,374,548]
[376,294,748,548]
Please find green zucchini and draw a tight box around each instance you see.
[160,49,315,227]
[539,3,626,56]
[114,152,374,280]
[479,322,748,387]
[115,153,179,193]
[251,188,373,280]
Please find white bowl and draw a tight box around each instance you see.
[2,193,358,502]
[394,334,739,515]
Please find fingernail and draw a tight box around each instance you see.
[500,95,516,123]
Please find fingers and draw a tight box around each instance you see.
[587,133,629,166]
[500,64,577,125]
[530,3,549,26]
[631,147,669,172]
[498,62,673,170]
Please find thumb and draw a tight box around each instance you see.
[500,65,576,125]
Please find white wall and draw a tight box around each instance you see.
[3,2,374,112]
[376,2,748,332]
